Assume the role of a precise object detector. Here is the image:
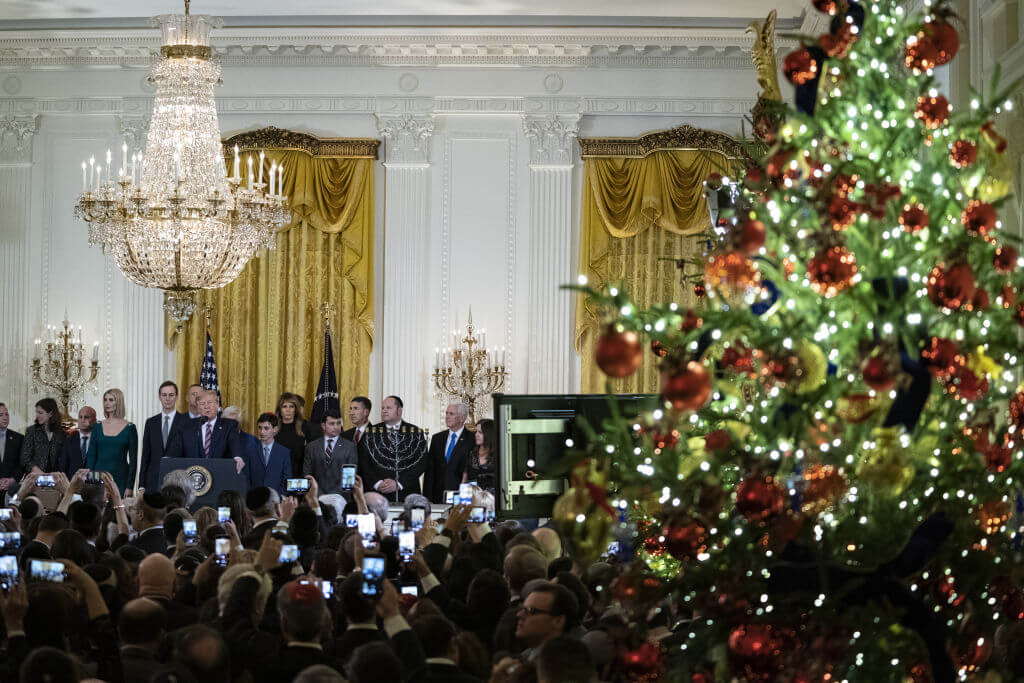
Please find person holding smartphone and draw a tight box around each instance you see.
[303,409,357,521]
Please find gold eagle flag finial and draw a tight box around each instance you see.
[747,10,782,103]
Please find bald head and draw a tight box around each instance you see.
[364,492,390,524]
[532,527,562,564]
[120,598,167,648]
[138,553,175,600]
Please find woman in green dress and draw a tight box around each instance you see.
[86,388,138,494]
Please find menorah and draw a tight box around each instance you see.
[31,318,100,430]
[432,308,508,425]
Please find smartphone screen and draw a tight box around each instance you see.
[86,471,102,484]
[399,530,415,558]
[0,508,11,521]
[605,540,620,558]
[0,532,21,550]
[401,584,419,597]
[36,475,55,488]
[345,514,358,528]
[0,555,17,590]
[459,483,474,503]
[279,544,299,563]
[217,507,231,524]
[29,559,65,583]
[214,537,230,566]
[341,465,356,491]
[444,490,455,505]
[182,520,198,544]
[361,556,385,596]
[410,507,425,531]
[286,478,310,494]
[321,580,334,600]
[357,514,376,548]
[468,506,485,523]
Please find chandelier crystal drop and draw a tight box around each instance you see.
[73,1,290,323]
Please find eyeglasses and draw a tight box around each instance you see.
[518,605,554,617]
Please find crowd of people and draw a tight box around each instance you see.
[0,386,664,683]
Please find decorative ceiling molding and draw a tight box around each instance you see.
[578,124,748,159]
[0,27,797,69]
[0,95,757,118]
[222,126,380,158]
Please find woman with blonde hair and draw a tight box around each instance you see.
[86,388,138,494]
[274,392,316,476]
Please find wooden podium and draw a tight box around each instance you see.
[157,458,247,508]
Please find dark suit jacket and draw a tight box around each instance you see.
[357,421,428,500]
[243,519,278,550]
[0,430,24,481]
[248,441,291,495]
[424,428,474,503]
[411,661,484,683]
[140,411,190,493]
[324,626,425,678]
[131,526,168,556]
[55,430,90,478]
[341,425,369,444]
[168,417,242,461]
[325,627,384,663]
[304,436,358,495]
[119,645,164,682]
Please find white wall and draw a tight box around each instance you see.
[0,26,764,432]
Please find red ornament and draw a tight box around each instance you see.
[801,464,847,516]
[642,534,665,557]
[611,566,664,605]
[922,337,959,377]
[1002,285,1017,308]
[970,287,989,311]
[1015,302,1024,327]
[704,252,760,294]
[945,363,988,401]
[985,444,1012,473]
[728,624,794,682]
[905,35,940,71]
[721,343,754,373]
[681,309,703,332]
[735,477,784,523]
[661,361,713,412]
[649,340,668,358]
[693,283,707,299]
[951,634,992,674]
[662,518,708,561]
[811,0,839,14]
[595,327,643,378]
[808,244,858,297]
[927,262,976,310]
[898,203,930,233]
[930,575,966,609]
[704,429,731,451]
[1010,391,1024,431]
[832,173,857,197]
[961,200,997,238]
[949,140,978,168]
[736,219,766,255]
[744,165,766,189]
[914,94,950,130]
[819,32,851,58]
[783,48,818,86]
[995,245,1018,273]
[826,195,859,230]
[619,642,665,681]
[765,150,794,180]
[923,19,960,66]
[861,355,895,391]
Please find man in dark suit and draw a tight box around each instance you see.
[249,413,291,495]
[118,598,167,683]
[424,403,474,503]
[242,487,280,550]
[167,390,245,474]
[131,492,169,555]
[55,406,97,478]
[140,381,190,494]
[357,396,428,501]
[0,402,25,494]
[342,396,372,445]
[409,615,483,683]
[304,409,357,497]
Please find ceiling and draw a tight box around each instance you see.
[0,0,808,28]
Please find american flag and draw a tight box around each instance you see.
[200,331,220,399]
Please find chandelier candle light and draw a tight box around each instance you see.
[432,308,509,424]
[73,0,290,324]
[31,318,100,430]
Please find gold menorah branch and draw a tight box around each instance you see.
[31,318,100,430]
[432,307,508,425]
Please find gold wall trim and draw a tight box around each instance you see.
[222,126,380,159]
[579,124,745,159]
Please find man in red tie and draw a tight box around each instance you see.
[167,390,244,473]
[342,397,371,445]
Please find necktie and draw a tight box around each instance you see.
[263,444,271,466]
[80,435,89,461]
[354,429,361,444]
[445,432,457,463]
[325,438,334,465]
[0,433,5,461]
[162,415,171,447]
[204,424,212,456]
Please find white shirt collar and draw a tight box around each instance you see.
[426,658,457,666]
[162,409,176,418]
[204,417,217,430]
[449,427,463,440]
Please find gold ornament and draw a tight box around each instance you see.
[856,427,915,497]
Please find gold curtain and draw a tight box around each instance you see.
[576,127,742,394]
[174,130,378,432]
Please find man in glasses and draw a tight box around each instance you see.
[514,582,578,661]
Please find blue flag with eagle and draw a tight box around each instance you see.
[310,327,339,423]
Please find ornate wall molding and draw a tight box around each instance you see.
[375,113,434,165]
[116,115,148,150]
[579,123,748,158]
[0,27,797,69]
[222,126,380,158]
[523,114,580,166]
[0,113,38,163]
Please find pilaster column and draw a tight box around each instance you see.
[0,112,39,426]
[376,113,434,424]
[523,114,579,393]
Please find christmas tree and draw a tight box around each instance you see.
[561,0,1024,680]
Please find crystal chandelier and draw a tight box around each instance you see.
[73,0,289,323]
